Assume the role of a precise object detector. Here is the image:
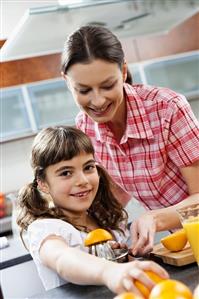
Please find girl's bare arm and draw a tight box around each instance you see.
[39,235,168,296]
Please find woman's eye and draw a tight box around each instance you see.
[79,89,90,95]
[102,82,115,90]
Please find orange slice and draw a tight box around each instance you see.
[161,229,188,252]
[134,270,164,298]
[84,228,113,246]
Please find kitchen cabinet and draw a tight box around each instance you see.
[143,52,199,97]
[27,80,79,129]
[2,51,199,142]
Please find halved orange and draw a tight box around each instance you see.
[149,279,193,299]
[84,228,113,246]
[161,229,188,252]
[114,292,142,299]
[134,270,164,298]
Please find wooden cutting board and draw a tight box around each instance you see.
[150,243,196,266]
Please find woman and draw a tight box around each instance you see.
[61,25,199,255]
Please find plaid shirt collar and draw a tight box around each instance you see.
[95,83,154,144]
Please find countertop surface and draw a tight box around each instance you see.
[0,236,32,269]
[30,260,199,299]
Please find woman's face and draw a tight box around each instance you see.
[39,152,99,217]
[65,59,126,123]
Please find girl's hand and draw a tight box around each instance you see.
[129,214,156,256]
[102,260,169,296]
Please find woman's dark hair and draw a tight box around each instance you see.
[61,25,132,84]
[17,126,127,246]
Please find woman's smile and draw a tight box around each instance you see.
[88,102,112,117]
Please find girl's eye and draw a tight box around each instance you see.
[60,170,71,177]
[84,164,96,172]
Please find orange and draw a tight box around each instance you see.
[134,270,164,298]
[84,228,113,246]
[193,284,199,299]
[149,279,193,299]
[161,229,188,252]
[114,292,142,299]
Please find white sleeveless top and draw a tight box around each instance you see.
[27,218,129,290]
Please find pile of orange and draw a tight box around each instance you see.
[134,271,163,298]
[114,273,194,299]
[149,279,193,299]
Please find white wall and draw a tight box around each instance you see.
[1,136,34,194]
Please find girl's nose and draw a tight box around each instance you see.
[75,172,89,186]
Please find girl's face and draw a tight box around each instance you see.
[65,59,127,124]
[39,152,99,217]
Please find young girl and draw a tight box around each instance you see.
[17,126,168,295]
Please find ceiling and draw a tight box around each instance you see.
[1,0,199,62]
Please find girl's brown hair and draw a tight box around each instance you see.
[61,25,132,84]
[17,126,127,242]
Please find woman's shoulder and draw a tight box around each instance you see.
[131,83,186,105]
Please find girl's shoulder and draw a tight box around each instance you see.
[28,218,86,250]
[28,218,78,235]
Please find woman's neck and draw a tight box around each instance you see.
[107,99,127,143]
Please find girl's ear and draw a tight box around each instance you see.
[122,62,127,82]
[37,180,49,194]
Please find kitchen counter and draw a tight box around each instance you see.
[0,236,32,269]
[30,261,199,299]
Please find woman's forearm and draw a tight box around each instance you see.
[151,193,199,232]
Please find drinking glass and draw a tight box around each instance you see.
[177,203,199,266]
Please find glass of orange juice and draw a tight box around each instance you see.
[177,203,199,266]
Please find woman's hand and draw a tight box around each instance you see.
[129,213,157,256]
[102,260,169,296]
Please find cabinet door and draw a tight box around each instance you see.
[1,260,45,298]
[1,88,31,140]
[189,98,199,120]
[27,80,80,128]
[144,53,199,96]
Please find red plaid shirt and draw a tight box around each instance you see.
[76,83,199,209]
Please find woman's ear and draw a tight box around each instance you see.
[122,62,127,82]
[37,180,49,194]
[61,72,71,91]
[61,71,67,80]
